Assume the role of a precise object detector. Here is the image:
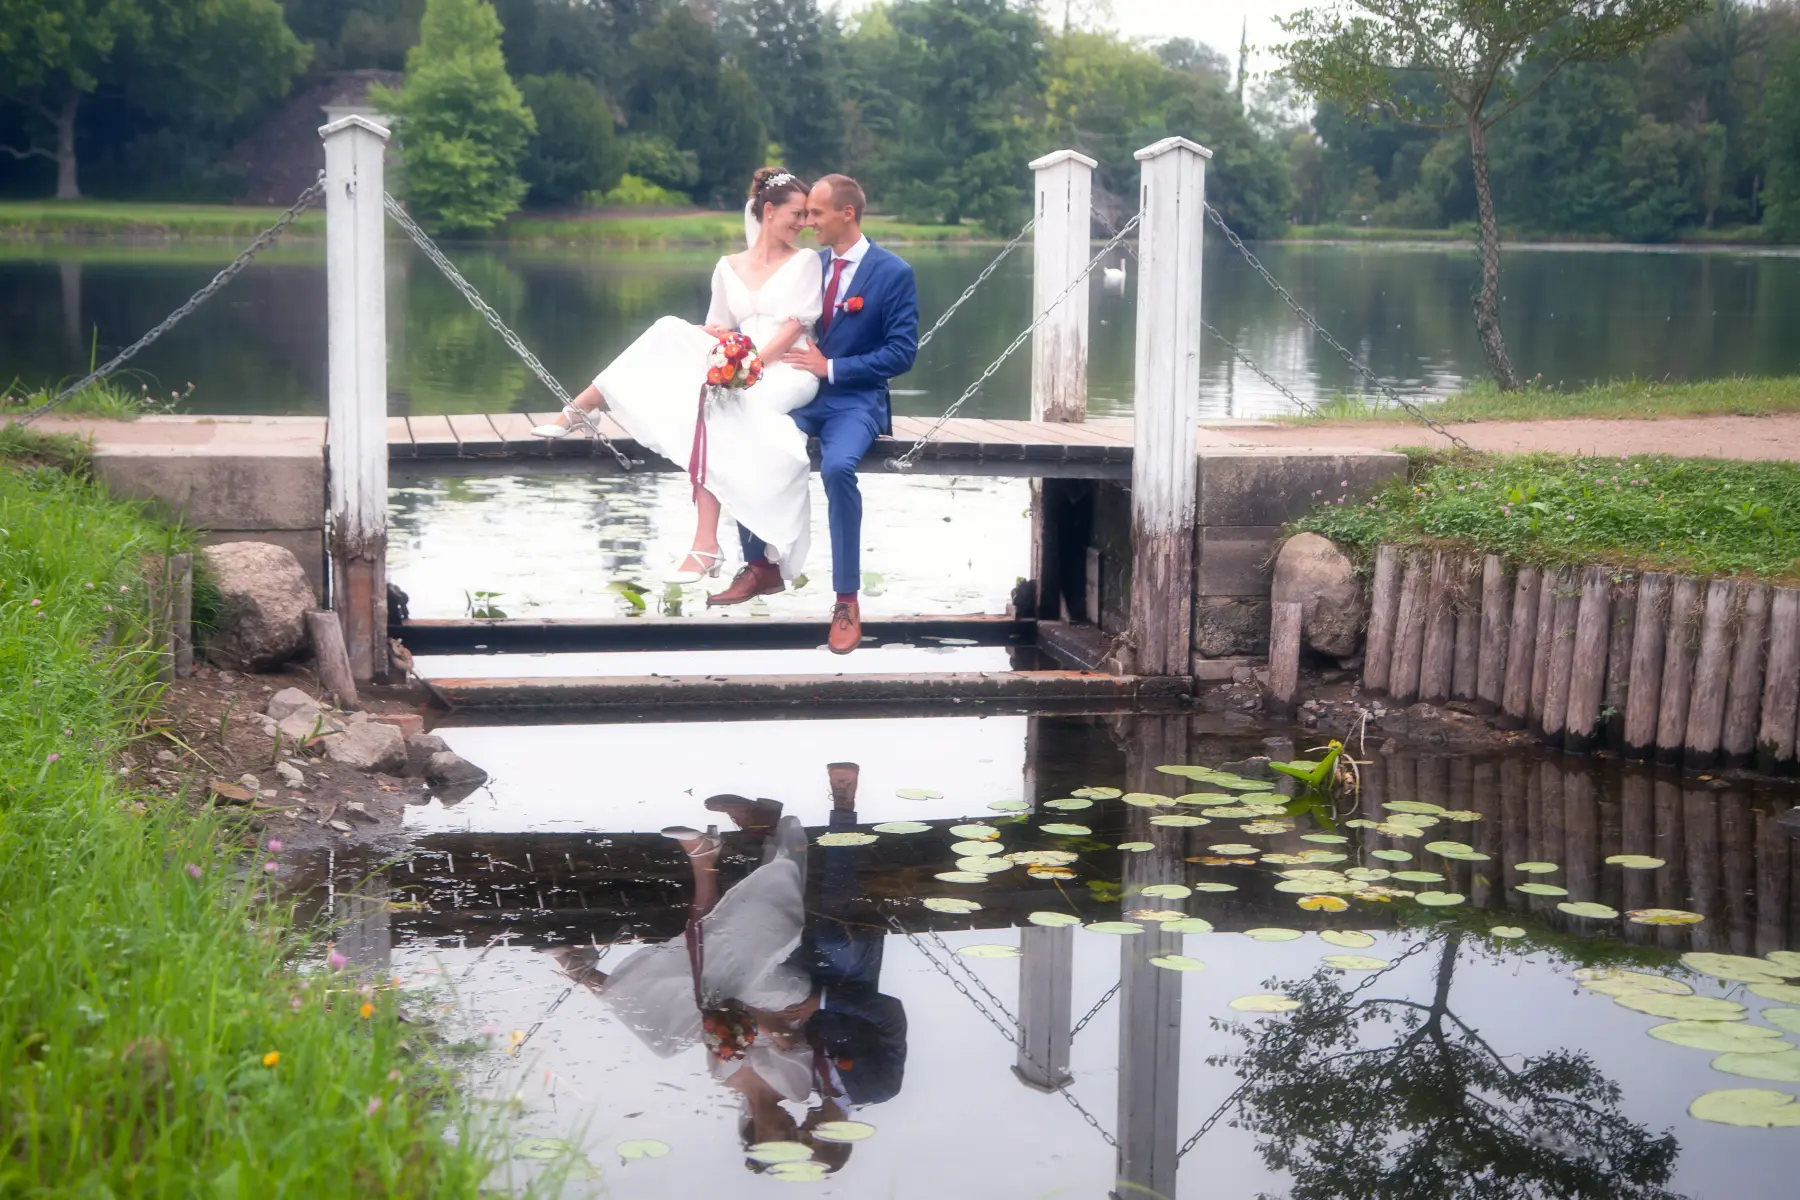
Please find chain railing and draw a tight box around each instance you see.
[915,218,1034,352]
[16,175,326,425]
[382,193,635,470]
[887,212,1143,472]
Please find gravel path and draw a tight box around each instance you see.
[1209,414,1800,461]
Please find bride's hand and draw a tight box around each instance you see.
[703,324,730,338]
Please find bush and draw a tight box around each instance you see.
[373,0,536,233]
[590,173,690,207]
[518,72,625,208]
[621,132,701,194]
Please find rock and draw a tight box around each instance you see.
[426,750,488,789]
[343,801,379,825]
[1271,533,1366,659]
[236,772,260,791]
[405,733,449,776]
[275,761,305,788]
[371,712,424,738]
[328,819,354,833]
[266,688,319,723]
[209,779,254,804]
[199,542,315,671]
[251,713,279,738]
[155,749,176,764]
[322,720,406,774]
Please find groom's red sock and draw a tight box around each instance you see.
[836,591,857,604]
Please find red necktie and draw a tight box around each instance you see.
[820,256,848,336]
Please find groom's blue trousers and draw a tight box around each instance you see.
[739,403,880,595]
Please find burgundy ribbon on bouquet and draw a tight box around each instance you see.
[686,385,709,502]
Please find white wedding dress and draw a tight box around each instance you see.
[594,250,823,579]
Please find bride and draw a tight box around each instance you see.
[536,167,822,586]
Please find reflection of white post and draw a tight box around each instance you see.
[1014,924,1074,1089]
[1029,150,1096,424]
[321,115,391,682]
[339,877,393,971]
[1128,137,1210,676]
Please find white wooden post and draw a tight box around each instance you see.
[1128,137,1209,676]
[321,115,391,682]
[1028,150,1095,423]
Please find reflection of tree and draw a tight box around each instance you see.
[1221,934,1683,1200]
[397,248,530,414]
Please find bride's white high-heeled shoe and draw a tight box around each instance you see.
[530,405,598,439]
[663,550,724,586]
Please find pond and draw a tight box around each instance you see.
[6,239,1800,421]
[286,711,1800,1198]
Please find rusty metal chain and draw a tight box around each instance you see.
[17,175,325,425]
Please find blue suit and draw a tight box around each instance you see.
[740,243,920,595]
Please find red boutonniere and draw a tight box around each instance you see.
[842,295,864,314]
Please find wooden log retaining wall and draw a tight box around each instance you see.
[1358,545,1800,771]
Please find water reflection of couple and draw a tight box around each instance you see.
[560,764,905,1174]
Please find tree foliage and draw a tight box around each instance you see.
[518,72,624,207]
[623,5,764,207]
[374,0,534,232]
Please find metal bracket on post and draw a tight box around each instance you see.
[321,115,392,683]
[1128,137,1210,677]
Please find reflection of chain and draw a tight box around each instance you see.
[915,219,1035,351]
[1070,980,1120,1038]
[888,214,1142,472]
[1175,935,1438,1158]
[18,176,325,424]
[382,193,634,470]
[926,928,1021,1027]
[888,915,1118,1147]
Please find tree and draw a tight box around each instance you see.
[719,0,848,178]
[518,72,624,206]
[624,5,765,205]
[1281,0,1707,390]
[1156,36,1230,81]
[374,0,535,232]
[1766,36,1800,238]
[0,0,307,198]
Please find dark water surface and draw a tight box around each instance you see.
[290,712,1800,1197]
[7,239,1800,420]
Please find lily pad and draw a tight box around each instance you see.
[872,821,931,835]
[747,1141,813,1164]
[1515,882,1570,897]
[1276,879,1359,895]
[1161,917,1214,933]
[1764,1009,1800,1036]
[1767,951,1800,973]
[1301,833,1349,844]
[1627,908,1705,926]
[1392,871,1446,884]
[1122,793,1172,808]
[1375,824,1425,838]
[1298,895,1350,912]
[1384,801,1445,814]
[1439,810,1484,822]
[1750,982,1800,1004]
[1150,954,1206,972]
[954,857,1011,875]
[1322,954,1389,970]
[1074,786,1123,800]
[1043,798,1093,811]
[895,788,943,801]
[816,832,877,847]
[935,871,989,884]
[1176,792,1234,805]
[1040,823,1093,836]
[1371,849,1414,862]
[1344,818,1378,829]
[1117,841,1156,852]
[770,1160,827,1182]
[811,1120,876,1143]
[1086,921,1145,935]
[1682,952,1794,984]
[1028,910,1083,927]
[515,1137,583,1161]
[1489,926,1527,939]
[1230,993,1301,1013]
[616,1138,671,1161]
[922,897,982,914]
[1558,902,1619,920]
[1138,883,1192,899]
[1240,820,1294,835]
[1579,970,1691,997]
[1615,993,1747,1021]
[949,824,1000,840]
[1149,814,1208,828]
[1208,844,1260,855]
[1712,1049,1800,1082]
[1030,866,1071,880]
[1190,882,1239,893]
[1648,1021,1790,1053]
[1127,908,1190,923]
[1344,867,1391,882]
[957,944,1021,959]
[1416,891,1466,907]
[1244,927,1304,942]
[987,800,1030,813]
[1688,1088,1800,1127]
[951,840,1003,857]
[1320,929,1377,949]
[1514,862,1560,874]
[1425,841,1475,856]
[1604,854,1666,869]
[1009,850,1078,866]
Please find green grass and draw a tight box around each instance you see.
[506,209,985,246]
[0,465,496,1195]
[1296,449,1800,582]
[1294,375,1800,425]
[2,376,187,421]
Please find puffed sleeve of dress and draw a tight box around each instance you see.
[784,251,824,333]
[704,258,735,330]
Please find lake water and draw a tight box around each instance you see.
[6,239,1800,420]
[287,716,1800,1198]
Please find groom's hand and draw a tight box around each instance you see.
[784,343,829,378]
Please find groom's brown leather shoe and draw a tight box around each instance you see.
[707,562,783,606]
[828,600,861,654]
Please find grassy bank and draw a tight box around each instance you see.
[0,439,492,1195]
[1296,449,1800,582]
[1277,222,1786,247]
[0,199,981,246]
[1299,376,1800,425]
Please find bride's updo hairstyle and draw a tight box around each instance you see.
[750,166,809,222]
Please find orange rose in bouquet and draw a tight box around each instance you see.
[705,331,763,391]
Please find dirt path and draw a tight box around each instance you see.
[1207,413,1800,461]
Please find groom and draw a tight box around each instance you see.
[707,174,920,655]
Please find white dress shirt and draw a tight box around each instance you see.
[824,235,870,385]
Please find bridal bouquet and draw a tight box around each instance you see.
[705,331,762,390]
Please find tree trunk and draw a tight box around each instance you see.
[54,87,80,200]
[1465,116,1519,391]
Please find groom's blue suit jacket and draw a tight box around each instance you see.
[806,243,919,437]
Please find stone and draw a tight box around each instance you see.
[236,772,260,791]
[275,761,305,787]
[343,801,379,824]
[155,749,177,764]
[1272,533,1367,658]
[1195,598,1270,658]
[266,687,319,723]
[426,750,488,789]
[405,733,449,777]
[322,719,406,774]
[200,542,315,671]
[371,712,424,738]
